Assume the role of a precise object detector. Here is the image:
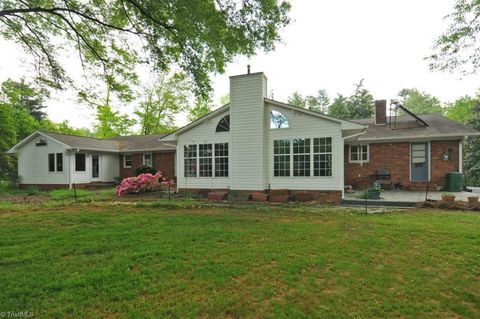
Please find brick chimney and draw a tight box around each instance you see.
[375,100,387,125]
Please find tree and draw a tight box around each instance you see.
[348,79,374,119]
[464,104,480,186]
[188,99,212,122]
[428,1,480,75]
[94,105,135,138]
[219,94,230,106]
[0,1,291,98]
[328,94,350,120]
[446,94,480,123]
[398,88,443,114]
[287,91,306,108]
[309,89,330,113]
[287,89,330,113]
[0,103,16,179]
[1,78,49,121]
[135,73,191,134]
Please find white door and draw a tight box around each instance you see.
[91,155,101,181]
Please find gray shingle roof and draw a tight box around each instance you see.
[351,114,480,142]
[39,131,175,152]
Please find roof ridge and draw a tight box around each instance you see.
[38,129,106,141]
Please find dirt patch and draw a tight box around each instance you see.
[0,195,49,203]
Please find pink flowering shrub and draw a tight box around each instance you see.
[116,171,174,196]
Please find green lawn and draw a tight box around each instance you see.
[0,202,479,318]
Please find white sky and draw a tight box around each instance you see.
[1,0,479,129]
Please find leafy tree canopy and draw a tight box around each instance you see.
[0,0,290,99]
[287,89,330,113]
[398,88,444,114]
[464,104,480,185]
[428,0,480,75]
[326,80,374,120]
[446,94,480,123]
[135,73,191,134]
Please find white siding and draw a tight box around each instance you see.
[266,103,344,191]
[17,134,69,185]
[230,73,267,190]
[177,111,232,189]
[174,73,346,192]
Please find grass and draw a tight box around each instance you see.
[0,202,479,318]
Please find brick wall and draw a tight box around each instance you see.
[344,141,460,190]
[119,152,175,178]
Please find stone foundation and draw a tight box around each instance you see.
[177,188,342,205]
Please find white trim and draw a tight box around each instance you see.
[358,132,480,143]
[123,154,132,168]
[91,154,101,181]
[7,131,71,153]
[348,144,369,164]
[47,152,64,173]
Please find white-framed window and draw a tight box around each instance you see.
[293,138,311,177]
[313,138,332,176]
[273,137,333,178]
[48,153,63,172]
[274,139,291,177]
[199,144,213,177]
[184,143,229,178]
[123,154,132,168]
[214,143,229,177]
[349,145,369,163]
[184,145,197,177]
[270,110,289,129]
[143,153,153,167]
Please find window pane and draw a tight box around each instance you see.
[293,154,310,176]
[199,144,212,177]
[314,137,332,176]
[270,110,289,129]
[184,159,197,177]
[124,154,132,167]
[75,154,86,171]
[216,115,230,132]
[274,139,291,176]
[144,153,152,167]
[215,143,228,177]
[199,158,212,177]
[184,145,197,158]
[293,138,310,154]
[199,144,212,157]
[56,153,63,172]
[184,145,197,177]
[48,153,55,172]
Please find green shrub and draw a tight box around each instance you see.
[135,165,157,176]
[26,187,41,196]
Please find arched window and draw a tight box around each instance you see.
[270,110,289,129]
[216,115,230,132]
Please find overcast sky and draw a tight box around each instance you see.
[1,0,479,129]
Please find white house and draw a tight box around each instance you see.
[7,131,175,188]
[161,72,366,201]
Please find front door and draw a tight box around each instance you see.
[411,142,429,181]
[92,155,100,180]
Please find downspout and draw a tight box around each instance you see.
[459,137,464,173]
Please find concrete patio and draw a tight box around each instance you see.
[344,189,479,204]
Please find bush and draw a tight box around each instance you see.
[116,172,174,196]
[26,187,41,196]
[135,165,157,176]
